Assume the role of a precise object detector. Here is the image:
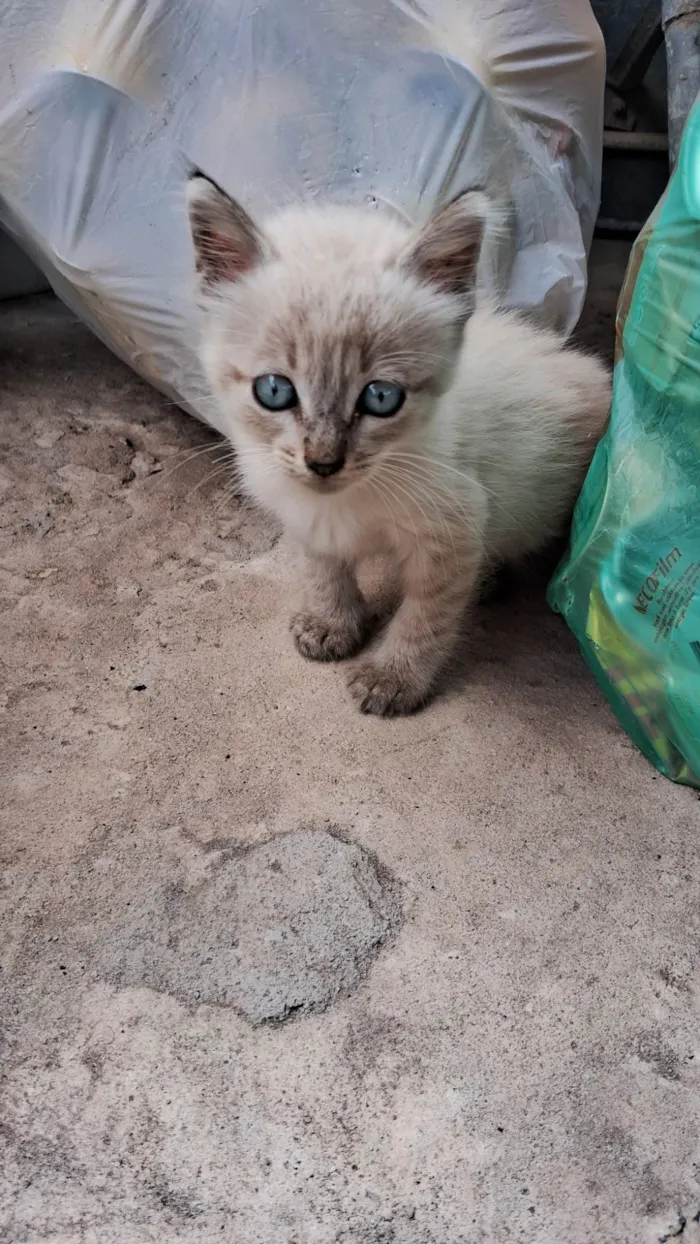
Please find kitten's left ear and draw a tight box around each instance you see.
[403,190,489,307]
[186,173,270,286]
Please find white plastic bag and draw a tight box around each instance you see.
[0,0,605,433]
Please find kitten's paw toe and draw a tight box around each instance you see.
[291,612,364,662]
[346,660,429,716]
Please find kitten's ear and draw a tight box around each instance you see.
[403,190,489,305]
[186,173,268,285]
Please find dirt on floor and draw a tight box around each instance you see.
[2,240,700,1244]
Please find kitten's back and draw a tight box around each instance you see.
[453,308,610,560]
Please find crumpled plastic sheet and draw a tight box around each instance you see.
[0,0,605,431]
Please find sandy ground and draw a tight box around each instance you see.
[2,241,700,1244]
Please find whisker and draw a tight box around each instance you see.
[382,463,485,550]
[381,470,458,568]
[385,452,518,527]
[184,461,237,502]
[388,449,507,471]
[213,485,250,516]
[379,466,459,570]
[158,442,229,481]
[365,476,400,544]
[210,454,280,514]
[380,455,484,532]
[375,476,423,553]
[384,459,475,508]
[398,481,482,550]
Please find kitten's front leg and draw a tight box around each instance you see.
[347,535,482,715]
[291,552,368,662]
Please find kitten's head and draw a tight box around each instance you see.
[187,175,487,494]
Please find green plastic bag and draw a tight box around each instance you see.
[548,99,700,788]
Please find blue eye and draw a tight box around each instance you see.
[357,380,406,417]
[252,374,298,411]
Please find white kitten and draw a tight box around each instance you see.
[187,175,610,715]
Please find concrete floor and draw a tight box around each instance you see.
[2,241,700,1244]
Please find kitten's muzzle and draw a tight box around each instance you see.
[306,455,346,478]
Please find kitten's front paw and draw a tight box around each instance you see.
[291,612,365,662]
[347,659,431,717]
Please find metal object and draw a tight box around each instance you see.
[595,2,669,238]
[662,0,700,164]
[604,85,636,133]
[607,0,664,93]
[596,217,650,236]
[603,129,669,152]
[604,1,663,132]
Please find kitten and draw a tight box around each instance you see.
[186,174,610,715]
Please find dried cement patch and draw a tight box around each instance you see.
[38,829,403,1024]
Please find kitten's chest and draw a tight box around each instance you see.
[282,488,394,560]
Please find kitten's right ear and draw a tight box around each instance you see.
[186,173,266,286]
